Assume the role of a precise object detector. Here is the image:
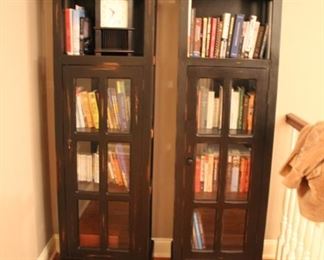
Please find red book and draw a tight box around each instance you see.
[245,156,251,192]
[239,156,248,192]
[209,18,217,58]
[65,8,73,55]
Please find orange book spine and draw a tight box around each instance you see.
[195,157,201,193]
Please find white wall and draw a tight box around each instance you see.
[265,0,324,239]
[0,0,53,259]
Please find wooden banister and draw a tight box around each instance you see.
[285,113,308,131]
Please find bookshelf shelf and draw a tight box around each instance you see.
[173,0,282,259]
[53,0,156,259]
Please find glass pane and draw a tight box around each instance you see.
[229,79,256,135]
[107,143,130,193]
[107,201,129,249]
[75,78,99,132]
[79,200,100,248]
[196,78,224,136]
[107,79,131,133]
[225,144,251,201]
[77,141,99,192]
[221,209,247,251]
[191,208,216,251]
[194,144,219,201]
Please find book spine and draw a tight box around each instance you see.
[80,91,94,128]
[200,155,205,192]
[248,21,260,59]
[193,18,202,57]
[231,154,240,192]
[88,91,99,129]
[220,13,231,58]
[229,14,245,58]
[259,24,269,59]
[253,25,265,59]
[205,17,211,57]
[214,19,223,58]
[226,16,235,58]
[239,156,248,192]
[72,9,80,55]
[247,92,255,132]
[237,87,244,130]
[195,157,201,193]
[266,1,273,59]
[206,91,215,129]
[213,154,219,192]
[65,9,73,55]
[189,8,196,57]
[209,18,217,58]
[201,17,208,58]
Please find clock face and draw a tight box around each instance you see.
[101,0,129,28]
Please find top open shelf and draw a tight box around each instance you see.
[62,0,145,57]
[188,0,273,60]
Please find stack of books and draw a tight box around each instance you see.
[77,151,99,183]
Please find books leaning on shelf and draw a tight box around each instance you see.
[192,210,206,250]
[65,5,92,55]
[229,87,255,132]
[188,10,269,59]
[107,80,131,132]
[76,87,99,130]
[226,149,251,194]
[77,151,99,183]
[197,79,223,134]
[108,144,130,191]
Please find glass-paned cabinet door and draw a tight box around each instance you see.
[107,79,131,133]
[229,79,256,136]
[225,144,251,202]
[74,78,100,132]
[196,78,224,136]
[194,143,219,201]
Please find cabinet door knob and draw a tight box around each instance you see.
[186,157,194,165]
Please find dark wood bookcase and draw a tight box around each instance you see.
[173,0,282,259]
[53,0,156,259]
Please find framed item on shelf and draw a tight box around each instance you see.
[100,0,129,28]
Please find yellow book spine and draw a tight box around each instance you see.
[88,91,99,129]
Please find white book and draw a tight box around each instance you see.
[248,21,260,59]
[220,13,231,58]
[230,88,240,129]
[218,86,223,128]
[77,153,82,181]
[92,153,99,183]
[201,18,208,58]
[86,154,92,182]
[108,161,115,183]
[206,91,215,129]
[72,9,80,55]
[76,95,85,128]
[213,98,220,128]
[241,21,249,57]
[244,15,258,56]
[230,153,240,192]
[204,154,214,192]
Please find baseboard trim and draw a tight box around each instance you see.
[38,235,276,259]
[152,237,172,258]
[37,234,59,260]
[263,239,277,260]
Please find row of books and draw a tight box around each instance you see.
[108,144,130,190]
[65,5,92,55]
[77,152,99,183]
[194,152,219,193]
[188,11,269,59]
[197,79,223,132]
[192,210,206,250]
[226,149,251,193]
[230,87,255,131]
[76,88,99,129]
[107,80,131,132]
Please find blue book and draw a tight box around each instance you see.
[230,14,245,58]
